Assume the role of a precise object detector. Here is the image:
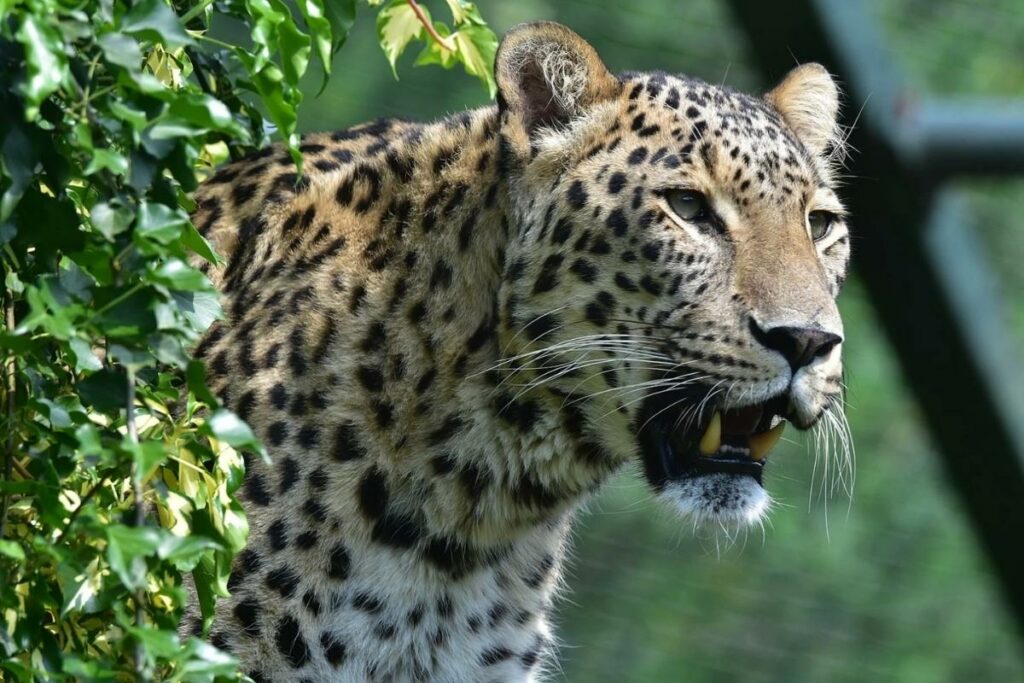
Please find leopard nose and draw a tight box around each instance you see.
[750,320,842,371]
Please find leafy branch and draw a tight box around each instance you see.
[0,0,495,678]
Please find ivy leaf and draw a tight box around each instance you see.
[90,201,134,240]
[376,0,426,77]
[98,32,143,71]
[451,24,497,96]
[16,15,68,120]
[83,148,130,177]
[121,0,192,50]
[171,290,221,333]
[414,22,457,69]
[136,201,189,244]
[69,337,103,372]
[0,539,25,561]
[78,367,128,411]
[158,534,222,572]
[298,0,333,86]
[323,0,357,53]
[149,258,211,292]
[105,525,162,590]
[445,0,469,23]
[0,122,40,221]
[204,409,266,460]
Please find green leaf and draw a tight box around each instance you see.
[445,0,470,23]
[98,32,144,71]
[204,409,265,459]
[150,94,250,141]
[78,367,128,411]
[298,0,334,94]
[1,123,40,221]
[414,22,457,69]
[16,15,68,120]
[452,24,497,96]
[59,557,105,615]
[376,0,426,77]
[275,9,313,86]
[323,0,357,53]
[157,535,222,572]
[126,439,167,481]
[84,148,130,177]
[69,337,103,372]
[0,539,25,561]
[149,258,210,291]
[172,290,221,332]
[181,222,220,265]
[186,359,219,407]
[90,200,134,240]
[121,0,193,50]
[136,201,188,243]
[105,524,161,590]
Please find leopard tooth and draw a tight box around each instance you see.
[698,412,722,456]
[749,421,786,461]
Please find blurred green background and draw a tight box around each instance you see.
[291,1,1024,680]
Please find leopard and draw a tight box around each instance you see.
[183,21,851,682]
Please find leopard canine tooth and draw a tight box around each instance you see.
[698,412,722,456]
[749,421,786,461]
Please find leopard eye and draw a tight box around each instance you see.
[808,210,837,241]
[666,190,711,224]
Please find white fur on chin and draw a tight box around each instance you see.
[661,473,771,527]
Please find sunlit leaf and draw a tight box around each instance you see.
[16,15,68,120]
[376,0,427,77]
[452,23,497,96]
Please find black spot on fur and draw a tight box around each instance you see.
[268,518,288,551]
[333,423,367,461]
[358,468,389,519]
[233,598,261,637]
[566,180,588,209]
[275,616,311,668]
[328,544,351,580]
[321,632,347,667]
[245,473,272,506]
[278,457,300,494]
[265,565,299,598]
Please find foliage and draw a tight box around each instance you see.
[0,0,493,679]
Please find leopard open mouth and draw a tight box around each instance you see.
[637,386,790,489]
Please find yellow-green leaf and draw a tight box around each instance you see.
[376,0,426,77]
[452,24,497,96]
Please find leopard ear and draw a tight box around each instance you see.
[496,22,619,140]
[765,63,841,157]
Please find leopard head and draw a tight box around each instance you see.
[494,22,850,526]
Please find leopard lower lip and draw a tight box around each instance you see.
[638,389,790,490]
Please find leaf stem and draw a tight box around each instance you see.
[126,366,148,680]
[406,0,455,52]
[1,294,15,539]
[90,282,143,320]
[196,34,237,51]
[181,0,216,24]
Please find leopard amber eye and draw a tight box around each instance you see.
[666,190,711,223]
[808,210,837,241]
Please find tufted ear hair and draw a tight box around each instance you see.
[765,63,841,157]
[496,22,619,143]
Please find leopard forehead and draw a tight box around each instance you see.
[530,71,838,209]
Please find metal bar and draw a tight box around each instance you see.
[724,0,1024,638]
[903,100,1024,178]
